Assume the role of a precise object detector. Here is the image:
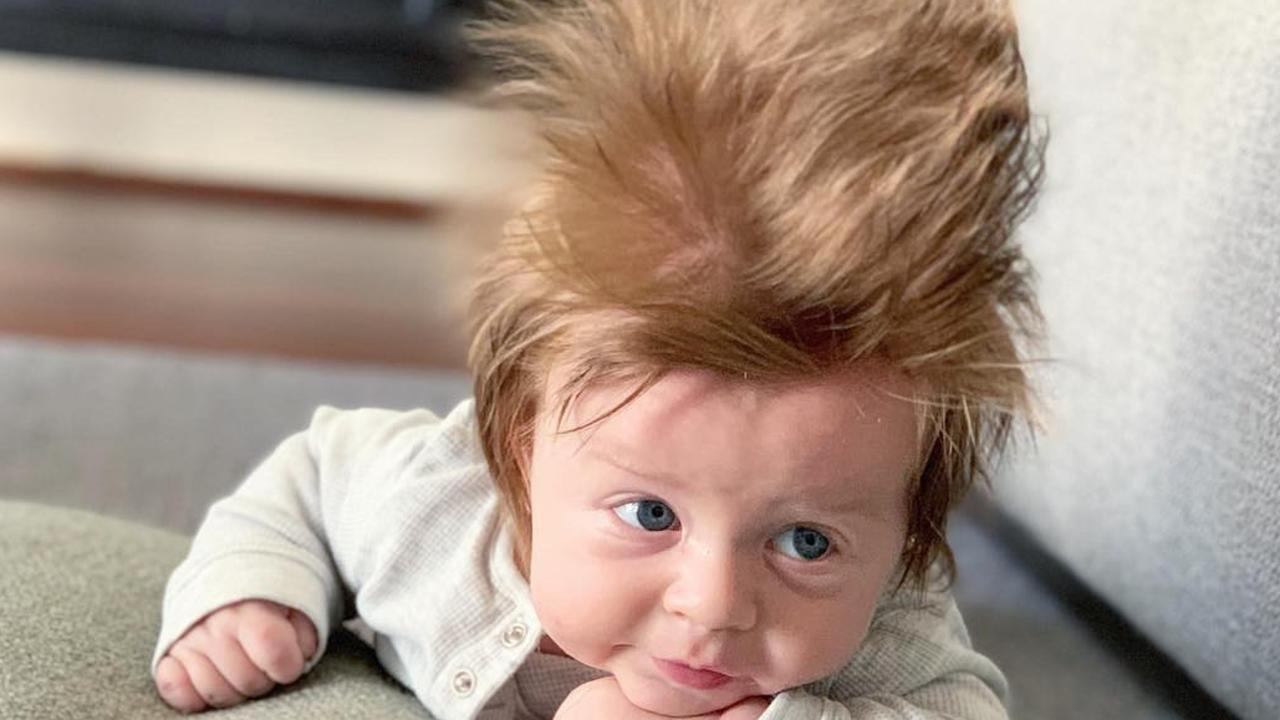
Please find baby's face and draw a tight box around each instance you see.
[525,365,918,717]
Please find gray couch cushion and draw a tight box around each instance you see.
[949,509,1212,720]
[0,499,431,719]
[0,336,471,534]
[1002,2,1280,718]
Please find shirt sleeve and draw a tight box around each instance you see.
[149,405,452,678]
[758,587,1008,720]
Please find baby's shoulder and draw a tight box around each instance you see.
[322,399,501,574]
[307,398,484,476]
[815,584,981,700]
[306,399,495,538]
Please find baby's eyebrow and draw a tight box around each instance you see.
[586,443,683,486]
[772,495,879,523]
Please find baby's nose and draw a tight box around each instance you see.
[660,544,758,633]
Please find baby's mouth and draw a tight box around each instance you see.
[652,657,735,690]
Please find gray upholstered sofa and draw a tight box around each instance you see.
[2,0,1277,718]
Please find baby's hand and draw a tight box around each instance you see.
[154,599,318,713]
[555,676,770,720]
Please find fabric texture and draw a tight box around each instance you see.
[152,399,1008,720]
[0,499,432,720]
[512,651,608,719]
[999,2,1280,719]
[0,335,471,535]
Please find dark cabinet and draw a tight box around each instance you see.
[0,0,486,91]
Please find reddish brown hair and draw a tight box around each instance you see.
[465,0,1045,591]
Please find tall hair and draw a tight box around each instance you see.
[465,0,1046,591]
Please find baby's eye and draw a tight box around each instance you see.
[773,526,831,561]
[613,500,679,531]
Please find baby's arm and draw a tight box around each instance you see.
[756,588,1008,720]
[151,406,446,712]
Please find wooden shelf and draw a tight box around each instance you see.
[0,176,480,369]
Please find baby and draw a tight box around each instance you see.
[152,0,1045,718]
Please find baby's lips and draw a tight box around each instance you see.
[653,657,735,689]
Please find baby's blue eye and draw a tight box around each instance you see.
[773,526,831,561]
[614,500,678,531]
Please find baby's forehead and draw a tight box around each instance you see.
[553,366,919,506]
[559,365,916,437]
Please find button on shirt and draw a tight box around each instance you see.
[152,400,1009,720]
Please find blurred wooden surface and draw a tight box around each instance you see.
[0,175,477,369]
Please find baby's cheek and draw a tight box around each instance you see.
[529,585,573,650]
[530,552,634,664]
[768,607,875,689]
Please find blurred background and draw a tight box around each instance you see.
[0,0,529,369]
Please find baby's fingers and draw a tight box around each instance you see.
[237,608,306,684]
[201,632,276,698]
[154,654,206,713]
[286,608,318,661]
[169,645,246,709]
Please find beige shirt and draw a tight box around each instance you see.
[153,400,1008,720]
